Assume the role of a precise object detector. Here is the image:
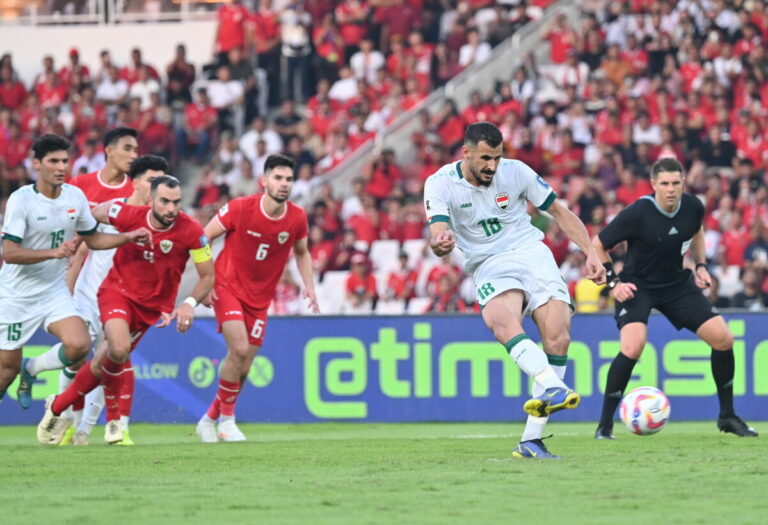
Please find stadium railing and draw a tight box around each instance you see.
[0,0,215,25]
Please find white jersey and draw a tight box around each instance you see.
[0,183,97,299]
[423,159,556,274]
[73,207,124,302]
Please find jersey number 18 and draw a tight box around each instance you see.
[478,218,502,237]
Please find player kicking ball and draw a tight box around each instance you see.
[423,122,606,459]
[36,175,214,444]
[0,134,149,422]
[594,158,758,439]
[196,154,319,443]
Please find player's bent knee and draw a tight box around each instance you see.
[543,332,570,354]
[712,331,735,351]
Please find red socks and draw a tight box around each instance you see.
[119,360,134,419]
[52,363,100,415]
[207,379,241,419]
[102,357,124,422]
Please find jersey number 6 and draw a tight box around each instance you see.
[256,243,270,261]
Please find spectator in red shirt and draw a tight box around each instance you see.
[541,12,576,64]
[120,48,160,86]
[543,222,570,266]
[347,195,380,246]
[0,121,30,169]
[426,274,468,313]
[58,48,90,87]
[335,0,370,61]
[615,167,653,205]
[35,71,66,109]
[344,253,377,313]
[213,0,250,66]
[0,64,26,111]
[385,251,418,302]
[364,148,402,202]
[720,210,753,267]
[177,88,217,163]
[308,224,335,276]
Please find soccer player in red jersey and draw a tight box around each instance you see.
[50,127,138,444]
[37,176,215,444]
[196,154,319,443]
[70,127,137,206]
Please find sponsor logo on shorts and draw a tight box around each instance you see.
[111,308,128,315]
[495,193,509,210]
[225,310,242,316]
[278,231,290,244]
[159,240,173,254]
[618,308,628,316]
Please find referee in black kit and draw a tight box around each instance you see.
[593,158,758,439]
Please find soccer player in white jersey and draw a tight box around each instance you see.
[0,134,150,416]
[61,155,168,446]
[423,122,606,459]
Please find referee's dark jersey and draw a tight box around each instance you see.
[598,193,704,289]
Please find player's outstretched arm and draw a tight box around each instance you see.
[82,228,152,250]
[428,222,455,257]
[548,200,606,284]
[1,237,77,264]
[91,199,121,224]
[293,237,320,313]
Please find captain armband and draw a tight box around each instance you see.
[189,245,213,263]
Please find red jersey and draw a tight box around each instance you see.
[103,202,207,313]
[218,4,250,52]
[70,170,133,207]
[215,194,309,308]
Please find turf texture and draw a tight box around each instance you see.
[1,422,765,525]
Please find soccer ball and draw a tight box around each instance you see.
[619,386,671,436]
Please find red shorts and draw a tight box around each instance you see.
[98,287,159,351]
[212,284,268,346]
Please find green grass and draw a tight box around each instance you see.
[1,422,766,525]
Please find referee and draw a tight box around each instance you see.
[594,158,758,439]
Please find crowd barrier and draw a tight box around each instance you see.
[1,313,766,425]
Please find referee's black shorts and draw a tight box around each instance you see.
[613,277,719,332]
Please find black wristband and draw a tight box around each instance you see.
[603,261,616,281]
[695,263,708,271]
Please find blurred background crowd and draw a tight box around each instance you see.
[2,0,768,315]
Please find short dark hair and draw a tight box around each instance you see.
[129,155,169,179]
[150,174,180,194]
[103,127,137,149]
[264,154,296,174]
[651,158,684,179]
[464,122,503,148]
[32,134,70,160]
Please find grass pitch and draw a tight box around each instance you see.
[1,422,765,525]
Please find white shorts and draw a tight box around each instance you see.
[0,290,81,350]
[74,289,102,343]
[473,241,572,315]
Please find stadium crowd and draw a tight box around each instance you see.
[2,0,768,315]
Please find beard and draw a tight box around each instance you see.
[267,188,289,203]
[152,209,176,227]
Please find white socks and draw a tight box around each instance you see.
[78,386,105,434]
[26,343,70,376]
[521,362,568,442]
[505,335,568,390]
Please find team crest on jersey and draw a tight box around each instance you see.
[67,208,77,220]
[495,193,509,210]
[278,231,290,244]
[159,240,173,253]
